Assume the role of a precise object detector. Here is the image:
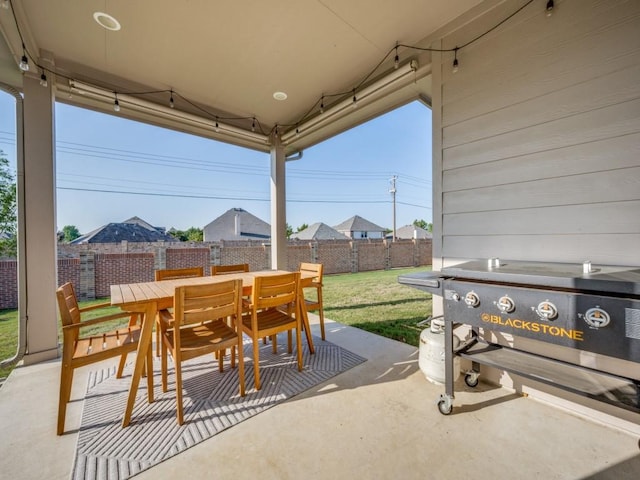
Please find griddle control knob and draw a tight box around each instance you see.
[464,291,480,308]
[497,295,516,314]
[584,307,610,328]
[536,301,558,320]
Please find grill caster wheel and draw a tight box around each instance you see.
[437,395,453,415]
[464,372,480,388]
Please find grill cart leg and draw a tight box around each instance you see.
[465,326,481,387]
[437,315,455,415]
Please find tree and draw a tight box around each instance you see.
[286,223,293,238]
[61,225,81,243]
[413,219,433,232]
[168,227,203,242]
[0,151,17,258]
[296,223,309,233]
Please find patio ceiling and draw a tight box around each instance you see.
[0,0,481,154]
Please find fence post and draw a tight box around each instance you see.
[79,251,95,300]
[310,241,318,263]
[155,243,167,271]
[385,238,391,270]
[210,243,220,267]
[350,241,358,273]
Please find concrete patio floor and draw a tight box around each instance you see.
[1,316,639,480]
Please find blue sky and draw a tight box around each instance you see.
[0,91,432,235]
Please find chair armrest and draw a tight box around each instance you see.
[78,301,113,312]
[158,309,174,328]
[62,311,135,330]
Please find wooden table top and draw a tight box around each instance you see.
[110,270,311,307]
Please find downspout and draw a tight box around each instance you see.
[0,82,27,369]
[285,150,303,162]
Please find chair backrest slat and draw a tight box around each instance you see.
[211,263,249,275]
[252,272,299,310]
[155,266,204,281]
[175,280,242,328]
[300,262,323,284]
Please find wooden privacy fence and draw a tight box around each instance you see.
[0,238,431,306]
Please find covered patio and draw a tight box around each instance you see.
[0,0,639,478]
[2,316,639,479]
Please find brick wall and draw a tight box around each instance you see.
[389,240,416,268]
[219,241,270,272]
[166,248,210,273]
[58,258,80,290]
[95,253,155,297]
[0,239,432,307]
[358,241,387,272]
[316,241,353,274]
[0,261,17,308]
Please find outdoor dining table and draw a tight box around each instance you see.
[110,269,317,427]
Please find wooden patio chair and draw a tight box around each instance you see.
[56,282,149,435]
[241,272,303,390]
[300,262,326,340]
[154,266,205,356]
[211,263,249,275]
[158,279,246,425]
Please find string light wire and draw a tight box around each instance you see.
[5,0,536,139]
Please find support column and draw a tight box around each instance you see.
[21,74,59,364]
[269,137,287,270]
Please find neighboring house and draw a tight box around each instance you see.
[203,208,271,242]
[291,222,350,241]
[387,224,432,240]
[71,216,175,244]
[122,216,167,234]
[333,215,386,239]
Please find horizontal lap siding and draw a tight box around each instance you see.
[438,0,640,266]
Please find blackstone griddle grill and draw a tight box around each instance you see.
[398,259,640,415]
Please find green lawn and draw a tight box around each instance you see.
[0,267,433,379]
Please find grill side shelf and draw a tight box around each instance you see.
[457,341,640,414]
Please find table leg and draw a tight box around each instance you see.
[298,297,315,354]
[122,302,156,427]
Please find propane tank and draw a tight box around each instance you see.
[418,317,460,385]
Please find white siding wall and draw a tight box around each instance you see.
[436,0,640,265]
[431,0,640,427]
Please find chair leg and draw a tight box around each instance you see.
[296,326,303,372]
[272,334,278,354]
[218,348,224,372]
[252,335,261,390]
[116,353,127,378]
[175,358,184,425]
[287,330,292,353]
[146,341,154,403]
[230,344,236,369]
[161,338,168,393]
[57,364,74,435]
[319,307,325,341]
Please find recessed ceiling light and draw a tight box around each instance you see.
[93,12,121,31]
[273,91,288,101]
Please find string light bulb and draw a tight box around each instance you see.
[352,89,357,108]
[295,125,300,137]
[320,95,324,114]
[546,0,554,16]
[113,94,120,112]
[19,44,29,71]
[169,90,174,108]
[215,117,220,132]
[452,47,459,74]
[394,45,399,69]
[252,117,256,132]
[39,72,48,87]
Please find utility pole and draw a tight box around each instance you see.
[389,175,397,242]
